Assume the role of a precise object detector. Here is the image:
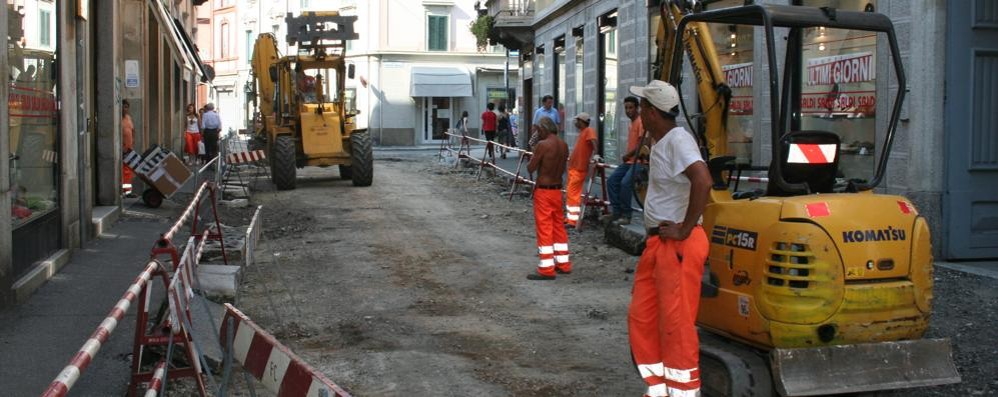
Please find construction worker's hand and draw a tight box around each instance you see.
[658,221,689,241]
[592,155,604,164]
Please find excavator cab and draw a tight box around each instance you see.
[644,3,962,396]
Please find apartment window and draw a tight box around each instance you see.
[427,15,448,51]
[39,10,51,46]
[246,30,253,64]
[220,21,230,58]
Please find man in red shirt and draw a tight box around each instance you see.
[481,102,498,159]
[565,113,598,227]
[606,96,644,225]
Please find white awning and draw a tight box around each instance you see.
[410,67,472,97]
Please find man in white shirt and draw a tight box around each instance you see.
[201,103,222,161]
[626,80,712,397]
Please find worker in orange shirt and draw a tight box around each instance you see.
[565,113,598,227]
[122,99,136,198]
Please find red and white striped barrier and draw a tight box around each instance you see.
[143,360,168,397]
[42,260,167,397]
[787,143,837,164]
[220,304,352,397]
[226,150,267,165]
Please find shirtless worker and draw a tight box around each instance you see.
[526,116,571,280]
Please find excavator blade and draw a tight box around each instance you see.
[771,338,961,396]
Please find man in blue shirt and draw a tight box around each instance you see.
[529,95,560,149]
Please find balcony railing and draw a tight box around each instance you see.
[487,0,535,24]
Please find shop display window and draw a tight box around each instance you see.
[8,1,61,229]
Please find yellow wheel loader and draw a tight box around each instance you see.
[250,12,371,190]
[638,2,961,395]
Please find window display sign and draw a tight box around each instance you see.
[806,52,875,86]
[723,62,753,116]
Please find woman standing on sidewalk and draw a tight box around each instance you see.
[183,104,202,166]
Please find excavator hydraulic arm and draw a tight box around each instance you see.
[656,1,731,159]
[251,33,282,138]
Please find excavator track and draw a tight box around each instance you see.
[699,331,775,397]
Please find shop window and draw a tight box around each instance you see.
[554,36,566,121]
[9,1,61,229]
[536,45,545,118]
[799,0,878,182]
[427,14,448,51]
[706,22,755,164]
[598,11,618,160]
[574,27,584,118]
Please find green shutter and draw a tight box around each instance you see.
[428,15,447,51]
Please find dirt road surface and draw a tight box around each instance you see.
[237,151,997,396]
[240,152,643,396]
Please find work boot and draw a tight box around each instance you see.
[613,217,631,226]
[600,213,620,225]
[527,273,556,281]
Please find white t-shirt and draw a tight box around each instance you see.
[643,126,705,229]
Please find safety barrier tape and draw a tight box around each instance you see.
[41,260,166,397]
[220,303,353,397]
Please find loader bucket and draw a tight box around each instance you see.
[770,338,961,396]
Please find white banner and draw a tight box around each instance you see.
[806,52,875,86]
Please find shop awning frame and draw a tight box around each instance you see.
[410,66,473,97]
[149,0,212,83]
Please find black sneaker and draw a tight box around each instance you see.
[526,273,556,281]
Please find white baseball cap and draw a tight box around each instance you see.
[574,112,591,124]
[629,80,680,115]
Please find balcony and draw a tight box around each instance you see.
[484,0,535,49]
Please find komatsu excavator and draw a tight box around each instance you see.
[639,2,961,395]
[250,11,372,190]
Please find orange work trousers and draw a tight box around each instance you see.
[628,226,708,397]
[122,165,135,194]
[533,187,571,276]
[565,168,586,226]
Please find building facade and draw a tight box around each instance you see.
[0,0,207,307]
[490,0,998,260]
[196,0,519,145]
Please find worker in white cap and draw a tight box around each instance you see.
[626,80,712,397]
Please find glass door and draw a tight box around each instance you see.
[422,97,451,142]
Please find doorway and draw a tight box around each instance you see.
[944,1,998,259]
[422,97,451,143]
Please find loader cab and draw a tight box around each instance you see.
[667,4,906,197]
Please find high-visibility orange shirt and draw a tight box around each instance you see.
[122,114,135,152]
[625,117,643,164]
[568,127,597,171]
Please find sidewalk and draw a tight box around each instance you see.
[0,198,188,395]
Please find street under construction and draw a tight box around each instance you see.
[234,152,997,396]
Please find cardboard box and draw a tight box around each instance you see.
[135,148,191,198]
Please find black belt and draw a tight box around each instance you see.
[535,184,562,190]
[646,227,660,236]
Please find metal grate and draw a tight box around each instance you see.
[767,242,815,289]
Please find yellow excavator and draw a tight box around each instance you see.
[636,2,961,395]
[250,11,371,190]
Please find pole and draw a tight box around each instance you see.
[504,48,510,108]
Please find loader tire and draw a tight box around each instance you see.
[339,165,352,180]
[350,131,373,187]
[271,135,297,190]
